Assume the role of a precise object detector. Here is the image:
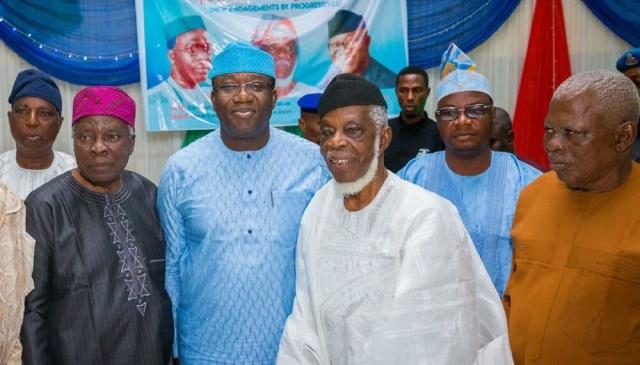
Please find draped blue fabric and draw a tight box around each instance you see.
[0,0,138,85]
[407,0,521,68]
[0,0,560,84]
[581,0,640,47]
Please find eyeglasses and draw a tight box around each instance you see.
[174,42,213,56]
[213,81,273,96]
[258,41,296,55]
[435,104,494,122]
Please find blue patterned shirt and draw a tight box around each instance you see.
[157,128,330,364]
[398,151,541,295]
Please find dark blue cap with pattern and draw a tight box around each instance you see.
[8,69,62,113]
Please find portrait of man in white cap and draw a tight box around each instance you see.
[251,14,318,98]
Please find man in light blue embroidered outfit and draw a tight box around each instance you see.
[157,41,330,364]
[398,44,540,296]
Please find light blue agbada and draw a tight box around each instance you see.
[399,152,539,295]
[400,44,541,295]
[157,127,330,364]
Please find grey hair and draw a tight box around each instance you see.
[552,70,640,126]
[368,105,388,132]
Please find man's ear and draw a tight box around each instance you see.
[168,50,176,65]
[51,114,64,139]
[379,125,392,154]
[129,134,136,156]
[271,88,278,110]
[614,121,637,152]
[298,117,306,133]
[363,31,371,49]
[210,91,217,113]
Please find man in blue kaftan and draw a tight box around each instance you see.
[157,42,330,364]
[398,44,540,296]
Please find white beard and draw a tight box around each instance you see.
[335,135,381,197]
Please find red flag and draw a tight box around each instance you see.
[513,0,571,171]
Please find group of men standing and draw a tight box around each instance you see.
[1,37,639,365]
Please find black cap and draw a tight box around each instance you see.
[318,73,386,118]
[328,10,365,39]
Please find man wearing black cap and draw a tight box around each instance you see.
[1,69,75,199]
[321,9,396,89]
[147,15,216,131]
[616,47,640,162]
[277,74,512,364]
[297,93,322,144]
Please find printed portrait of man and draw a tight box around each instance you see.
[147,15,217,131]
[251,14,318,98]
[321,9,397,89]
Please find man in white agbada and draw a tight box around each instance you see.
[277,74,513,365]
[1,69,75,199]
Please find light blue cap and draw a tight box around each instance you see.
[211,41,275,80]
[435,43,492,103]
[164,15,207,48]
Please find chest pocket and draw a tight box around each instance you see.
[563,246,640,353]
[269,190,313,248]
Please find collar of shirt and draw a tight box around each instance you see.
[398,112,430,130]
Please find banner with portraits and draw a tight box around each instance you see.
[137,0,408,131]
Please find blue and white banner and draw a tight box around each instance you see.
[137,0,407,131]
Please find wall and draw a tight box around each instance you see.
[0,0,631,183]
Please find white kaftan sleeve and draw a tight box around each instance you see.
[467,225,514,365]
[277,222,325,365]
[359,201,513,365]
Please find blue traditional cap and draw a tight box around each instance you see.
[211,41,275,79]
[8,69,62,113]
[435,43,492,103]
[616,47,640,73]
[328,9,365,39]
[164,15,207,48]
[297,93,322,113]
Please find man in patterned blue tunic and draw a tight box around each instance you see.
[21,86,173,364]
[398,44,540,296]
[157,41,330,364]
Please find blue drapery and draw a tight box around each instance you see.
[0,0,138,85]
[407,0,520,68]
[581,0,640,47]
[0,0,521,84]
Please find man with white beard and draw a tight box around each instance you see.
[276,74,513,365]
